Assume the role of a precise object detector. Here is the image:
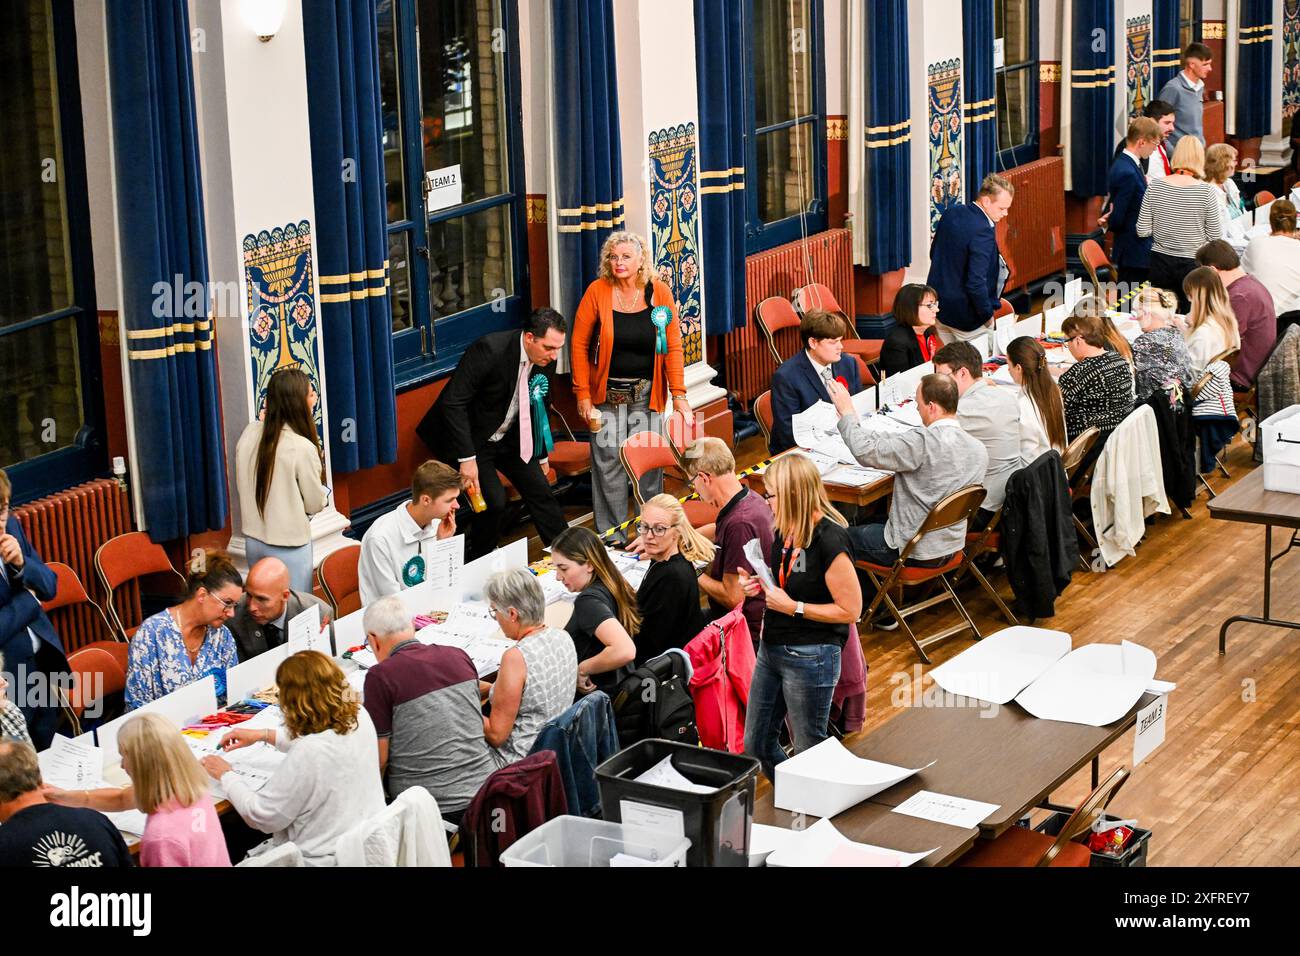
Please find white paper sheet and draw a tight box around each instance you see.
[286,604,325,655]
[1063,277,1085,312]
[774,737,934,819]
[97,676,218,766]
[892,790,1000,829]
[742,538,776,590]
[877,362,932,406]
[1014,640,1159,726]
[764,818,936,868]
[792,401,856,464]
[881,401,923,428]
[851,386,879,418]
[347,647,379,669]
[208,741,286,798]
[633,755,718,794]
[929,626,1073,705]
[424,534,465,591]
[992,365,1016,386]
[607,548,650,590]
[749,823,800,865]
[39,735,102,790]
[537,573,577,605]
[824,464,892,488]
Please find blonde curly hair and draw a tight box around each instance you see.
[597,231,657,288]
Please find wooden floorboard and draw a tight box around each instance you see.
[733,432,1300,866]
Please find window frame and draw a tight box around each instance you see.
[383,0,531,390]
[1180,0,1202,51]
[742,0,829,254]
[3,0,105,505]
[994,0,1040,171]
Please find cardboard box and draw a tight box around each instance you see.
[1261,405,1300,494]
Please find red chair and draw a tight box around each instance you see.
[61,641,130,737]
[40,562,119,653]
[663,408,706,469]
[1078,239,1118,300]
[619,431,718,528]
[319,545,362,620]
[754,390,776,452]
[547,407,591,479]
[794,282,882,365]
[754,296,803,366]
[994,298,1016,320]
[957,767,1130,867]
[94,532,185,641]
[1254,190,1276,206]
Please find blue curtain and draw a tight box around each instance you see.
[1236,0,1275,138]
[106,0,226,541]
[551,0,624,318]
[302,0,397,473]
[1151,0,1183,94]
[694,0,746,333]
[1069,0,1116,197]
[864,0,911,274]
[963,0,996,197]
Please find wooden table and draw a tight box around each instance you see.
[1207,468,1300,653]
[746,450,895,509]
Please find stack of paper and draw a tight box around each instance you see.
[792,402,856,464]
[824,464,891,488]
[607,549,650,590]
[536,573,577,605]
[882,402,923,428]
[1014,640,1158,727]
[929,626,1072,704]
[774,737,934,819]
[633,755,718,794]
[762,818,936,868]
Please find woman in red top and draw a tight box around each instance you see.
[879,284,941,376]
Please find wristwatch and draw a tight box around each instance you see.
[795,601,805,617]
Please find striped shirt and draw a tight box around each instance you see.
[1136,179,1224,259]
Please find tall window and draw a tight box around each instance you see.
[744,0,828,253]
[995,0,1039,169]
[1180,0,1202,51]
[378,0,528,385]
[0,0,102,502]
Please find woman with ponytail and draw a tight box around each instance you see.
[1005,336,1067,462]
[235,367,328,592]
[553,527,639,694]
[632,494,714,665]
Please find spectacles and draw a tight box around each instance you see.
[208,591,238,611]
[636,522,671,538]
[921,300,939,310]
[488,606,499,618]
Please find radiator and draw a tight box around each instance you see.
[726,229,855,407]
[999,158,1067,292]
[15,479,136,653]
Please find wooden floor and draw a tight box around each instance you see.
[728,432,1300,866]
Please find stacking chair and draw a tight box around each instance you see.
[619,431,718,528]
[993,298,1016,321]
[319,544,362,620]
[754,390,776,452]
[40,562,119,653]
[94,532,185,642]
[793,282,882,365]
[957,767,1130,867]
[545,407,591,480]
[1254,189,1276,207]
[663,408,705,470]
[1061,426,1102,566]
[856,486,989,665]
[1078,239,1118,302]
[951,509,1019,627]
[754,296,803,366]
[60,641,130,737]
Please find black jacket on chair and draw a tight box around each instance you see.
[999,450,1078,620]
[1145,387,1196,513]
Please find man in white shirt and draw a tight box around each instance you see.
[358,460,462,604]
[1243,198,1300,322]
[932,341,1022,529]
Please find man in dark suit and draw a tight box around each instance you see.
[1100,117,1163,286]
[228,557,332,662]
[416,309,569,560]
[1111,100,1175,181]
[769,309,863,453]
[0,470,67,750]
[927,173,1014,345]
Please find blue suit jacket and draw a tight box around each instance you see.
[0,517,63,669]
[926,203,1001,333]
[769,351,862,453]
[1106,152,1152,269]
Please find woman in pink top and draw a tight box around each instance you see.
[45,712,231,867]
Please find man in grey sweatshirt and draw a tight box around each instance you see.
[1154,42,1213,152]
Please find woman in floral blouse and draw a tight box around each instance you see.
[125,550,242,710]
[1130,287,1194,402]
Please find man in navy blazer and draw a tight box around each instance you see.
[927,174,1014,344]
[1100,117,1162,285]
[769,310,862,453]
[0,471,67,750]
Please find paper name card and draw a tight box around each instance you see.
[764,818,935,868]
[774,737,933,819]
[226,643,292,705]
[286,604,325,655]
[1014,640,1158,727]
[930,626,1072,705]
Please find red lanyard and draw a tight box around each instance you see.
[779,541,801,589]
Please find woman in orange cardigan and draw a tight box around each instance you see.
[571,231,692,538]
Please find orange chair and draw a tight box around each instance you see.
[547,407,591,479]
[793,282,882,365]
[619,431,718,528]
[857,486,988,664]
[41,562,119,653]
[754,296,803,366]
[1254,190,1276,206]
[319,545,362,620]
[754,390,776,452]
[60,641,131,737]
[957,767,1130,867]
[94,532,185,642]
[662,408,706,469]
[994,298,1016,320]
[1078,239,1117,299]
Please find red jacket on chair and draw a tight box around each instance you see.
[685,607,757,753]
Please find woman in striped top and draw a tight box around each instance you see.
[1182,267,1239,421]
[1137,136,1225,313]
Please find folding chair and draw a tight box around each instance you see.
[792,282,882,365]
[1190,368,1229,498]
[754,296,802,366]
[60,641,130,737]
[319,544,362,620]
[662,408,706,470]
[993,298,1016,321]
[951,508,1019,627]
[1061,426,1102,567]
[547,407,592,479]
[619,431,717,528]
[94,532,186,642]
[957,767,1130,867]
[856,486,988,664]
[754,390,776,452]
[1078,239,1118,302]
[1254,189,1276,207]
[41,562,119,653]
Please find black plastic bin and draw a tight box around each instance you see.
[596,740,760,867]
[1036,811,1152,867]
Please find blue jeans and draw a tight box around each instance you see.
[744,641,842,780]
[847,523,899,568]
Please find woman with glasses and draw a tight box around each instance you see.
[879,283,942,376]
[738,454,862,780]
[552,527,638,695]
[1058,311,1136,444]
[482,568,578,766]
[633,494,714,665]
[125,549,243,710]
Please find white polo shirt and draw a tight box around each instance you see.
[357,501,446,605]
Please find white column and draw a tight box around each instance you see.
[1260,0,1292,168]
[192,0,350,572]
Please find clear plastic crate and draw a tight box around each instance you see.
[500,815,691,868]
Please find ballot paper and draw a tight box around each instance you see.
[286,604,326,655]
[424,534,465,590]
[824,464,891,488]
[800,448,846,476]
[774,737,934,819]
[103,805,149,837]
[929,626,1073,705]
[882,401,923,428]
[210,742,285,797]
[742,538,776,590]
[536,574,577,605]
[39,735,102,790]
[764,818,936,868]
[348,647,379,669]
[460,635,515,678]
[633,755,718,794]
[992,365,1017,386]
[749,823,800,866]
[608,548,650,590]
[1014,640,1158,727]
[892,791,1000,829]
[346,668,368,701]
[791,402,856,464]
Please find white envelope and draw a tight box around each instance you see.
[929,626,1072,704]
[1014,640,1158,727]
[774,737,933,819]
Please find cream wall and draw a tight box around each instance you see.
[825,0,847,115]
[1042,0,1064,62]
